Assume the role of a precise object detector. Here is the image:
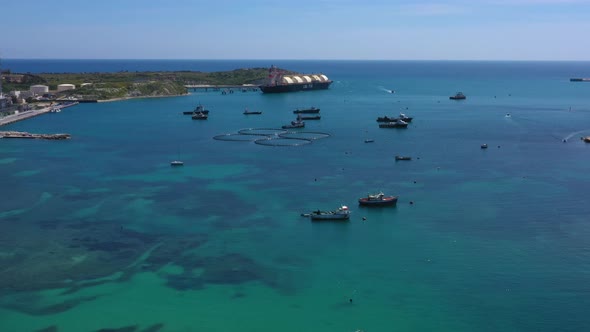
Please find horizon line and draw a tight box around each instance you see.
[3,58,590,62]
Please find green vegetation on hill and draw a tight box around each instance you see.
[3,67,294,100]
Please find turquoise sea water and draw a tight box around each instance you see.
[1,61,590,332]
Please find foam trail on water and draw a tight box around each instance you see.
[378,86,394,94]
[564,129,590,141]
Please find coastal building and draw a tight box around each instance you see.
[0,96,10,109]
[57,84,76,92]
[30,84,49,95]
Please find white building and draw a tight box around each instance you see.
[30,84,49,95]
[57,84,76,92]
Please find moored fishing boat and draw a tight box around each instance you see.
[304,206,351,221]
[299,115,321,120]
[293,107,320,114]
[379,120,408,128]
[450,92,466,100]
[282,120,305,129]
[183,110,209,115]
[243,108,262,115]
[184,104,209,115]
[395,156,412,161]
[358,192,398,206]
[192,112,208,120]
[377,113,413,123]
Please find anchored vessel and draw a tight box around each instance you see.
[450,92,466,100]
[358,192,398,206]
[260,66,332,93]
[304,206,351,221]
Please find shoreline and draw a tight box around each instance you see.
[97,93,191,103]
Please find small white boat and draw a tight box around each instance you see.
[170,160,184,166]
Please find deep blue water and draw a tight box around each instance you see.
[1,60,590,332]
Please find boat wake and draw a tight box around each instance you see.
[564,129,590,141]
[378,86,395,94]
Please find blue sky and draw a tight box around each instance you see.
[1,0,589,60]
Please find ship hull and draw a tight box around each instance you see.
[259,81,332,94]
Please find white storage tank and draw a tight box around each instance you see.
[57,84,76,92]
[30,84,49,95]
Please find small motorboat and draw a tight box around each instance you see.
[379,120,408,128]
[305,206,351,221]
[364,139,375,143]
[377,114,413,123]
[282,120,305,129]
[299,115,321,120]
[184,104,209,115]
[293,107,320,114]
[243,108,262,115]
[398,113,413,122]
[358,192,398,206]
[376,116,398,122]
[582,136,590,143]
[450,92,466,100]
[183,110,209,115]
[481,144,488,149]
[192,112,208,120]
[170,160,184,167]
[395,156,412,161]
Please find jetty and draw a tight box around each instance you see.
[184,84,259,92]
[0,102,78,126]
[0,131,71,140]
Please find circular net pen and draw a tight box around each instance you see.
[278,131,331,140]
[213,133,260,142]
[254,136,313,147]
[213,128,331,146]
[238,128,288,136]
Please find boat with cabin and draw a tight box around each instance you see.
[293,107,320,114]
[395,156,411,161]
[170,160,184,167]
[299,115,321,120]
[192,112,208,120]
[450,92,466,100]
[358,192,398,206]
[282,120,305,129]
[376,113,413,123]
[243,108,262,115]
[582,136,590,143]
[305,206,351,221]
[379,120,408,128]
[183,104,210,115]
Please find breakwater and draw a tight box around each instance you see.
[0,102,78,126]
[0,131,71,140]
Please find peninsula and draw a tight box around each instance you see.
[2,67,286,102]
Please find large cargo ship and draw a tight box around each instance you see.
[259,65,333,93]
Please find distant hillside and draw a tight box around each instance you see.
[2,67,295,100]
